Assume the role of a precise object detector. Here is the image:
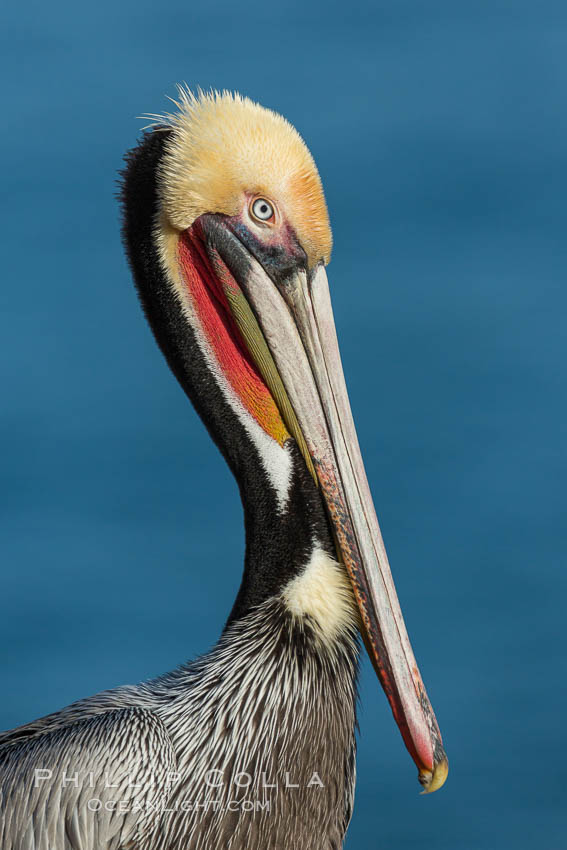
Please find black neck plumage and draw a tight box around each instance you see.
[120,130,336,625]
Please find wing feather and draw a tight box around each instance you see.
[0,707,175,850]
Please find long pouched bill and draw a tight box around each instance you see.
[200,218,448,793]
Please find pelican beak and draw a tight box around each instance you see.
[192,214,448,793]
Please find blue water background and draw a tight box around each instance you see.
[1,1,566,846]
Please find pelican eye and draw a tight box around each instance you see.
[251,198,275,222]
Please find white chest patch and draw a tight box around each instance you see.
[282,545,357,645]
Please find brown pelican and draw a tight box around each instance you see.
[0,89,448,849]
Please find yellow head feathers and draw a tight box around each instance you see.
[155,89,332,267]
